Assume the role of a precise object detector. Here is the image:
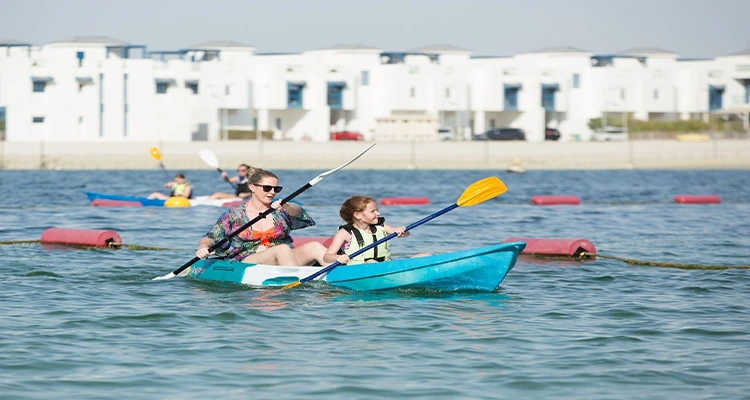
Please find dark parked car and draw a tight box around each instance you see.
[545,128,561,141]
[474,128,526,141]
[330,131,363,141]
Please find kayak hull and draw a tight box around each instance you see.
[84,192,246,207]
[188,242,525,292]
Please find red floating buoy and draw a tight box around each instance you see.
[292,236,334,248]
[380,197,430,206]
[91,199,142,207]
[503,237,596,258]
[530,195,581,206]
[673,195,721,204]
[40,228,122,248]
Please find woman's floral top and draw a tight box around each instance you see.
[204,204,315,261]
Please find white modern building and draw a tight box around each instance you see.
[0,37,748,144]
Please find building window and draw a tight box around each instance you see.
[490,119,496,128]
[253,117,258,129]
[410,88,415,97]
[541,84,559,111]
[327,82,346,110]
[620,89,626,100]
[33,82,46,92]
[446,88,451,98]
[573,74,580,88]
[186,82,199,94]
[287,82,305,109]
[275,118,282,130]
[653,90,659,100]
[709,85,724,111]
[361,71,369,86]
[156,83,168,94]
[33,116,44,123]
[504,84,521,111]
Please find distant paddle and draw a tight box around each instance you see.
[153,143,377,281]
[149,147,171,180]
[199,149,236,189]
[281,176,508,289]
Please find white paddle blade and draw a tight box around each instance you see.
[199,149,220,169]
[309,143,376,185]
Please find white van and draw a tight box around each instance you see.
[437,127,455,141]
[592,127,629,142]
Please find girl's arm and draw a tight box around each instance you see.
[384,223,410,238]
[323,229,351,264]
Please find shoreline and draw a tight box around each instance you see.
[2,140,750,170]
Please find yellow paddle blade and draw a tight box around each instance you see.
[149,147,163,162]
[456,177,507,207]
[281,281,301,290]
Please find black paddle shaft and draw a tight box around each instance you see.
[168,183,313,277]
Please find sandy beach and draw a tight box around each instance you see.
[1,139,750,170]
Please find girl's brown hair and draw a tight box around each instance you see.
[340,195,377,224]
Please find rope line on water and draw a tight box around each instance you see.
[524,252,750,270]
[582,252,750,270]
[0,239,177,251]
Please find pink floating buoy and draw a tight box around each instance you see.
[530,195,581,206]
[40,228,122,248]
[380,197,430,206]
[91,199,143,207]
[503,237,596,258]
[292,236,334,248]
[673,195,721,204]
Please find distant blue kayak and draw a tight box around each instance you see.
[85,192,167,206]
[85,192,292,207]
[187,242,525,291]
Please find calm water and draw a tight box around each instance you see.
[1,169,749,399]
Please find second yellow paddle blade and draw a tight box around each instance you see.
[149,147,162,162]
[456,177,507,207]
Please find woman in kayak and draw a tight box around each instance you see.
[147,173,193,200]
[195,169,328,266]
[208,164,255,200]
[323,195,430,265]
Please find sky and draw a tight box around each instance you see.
[1,0,749,58]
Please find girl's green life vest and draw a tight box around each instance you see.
[338,217,390,264]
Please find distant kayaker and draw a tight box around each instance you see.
[147,173,193,200]
[208,164,255,200]
[323,195,431,265]
[195,168,328,266]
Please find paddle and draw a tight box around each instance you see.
[153,143,377,281]
[199,149,236,189]
[149,147,171,180]
[281,176,508,289]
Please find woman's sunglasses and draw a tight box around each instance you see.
[252,183,283,193]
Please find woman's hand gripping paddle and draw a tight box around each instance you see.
[281,176,508,289]
[149,147,171,180]
[153,143,377,281]
[199,149,236,190]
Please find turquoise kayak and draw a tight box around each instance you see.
[187,242,525,291]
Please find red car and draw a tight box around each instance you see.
[331,131,363,141]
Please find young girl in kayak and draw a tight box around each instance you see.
[195,169,328,266]
[323,195,430,265]
[147,173,192,200]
